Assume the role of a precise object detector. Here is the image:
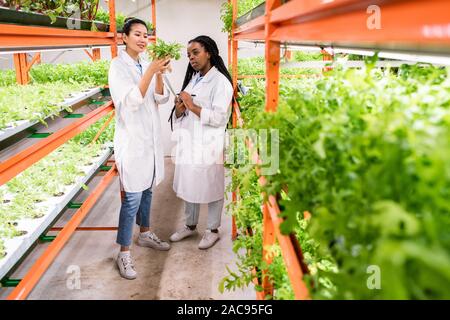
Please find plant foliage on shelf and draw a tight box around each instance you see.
[29,60,109,86]
[0,115,115,260]
[94,7,154,32]
[0,60,109,130]
[232,56,321,77]
[223,60,450,299]
[220,0,265,35]
[0,0,101,23]
[0,81,94,130]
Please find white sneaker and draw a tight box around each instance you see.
[137,232,171,251]
[198,230,220,250]
[169,225,197,242]
[116,253,137,280]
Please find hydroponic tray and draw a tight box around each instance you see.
[0,87,102,143]
[0,144,112,280]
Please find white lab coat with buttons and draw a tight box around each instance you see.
[109,49,169,193]
[172,66,233,203]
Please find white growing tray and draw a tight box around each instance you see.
[0,144,113,280]
[0,87,102,143]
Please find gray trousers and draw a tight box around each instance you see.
[185,199,224,230]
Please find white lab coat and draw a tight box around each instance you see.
[172,66,233,203]
[109,49,169,193]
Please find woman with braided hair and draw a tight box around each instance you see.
[169,35,233,249]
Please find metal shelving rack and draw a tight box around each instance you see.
[229,0,450,300]
[0,0,158,300]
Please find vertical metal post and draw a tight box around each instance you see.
[264,0,281,112]
[262,203,275,298]
[321,47,334,73]
[14,53,29,85]
[152,0,157,40]
[231,0,238,94]
[109,0,118,58]
[93,48,101,61]
[231,0,239,241]
[261,0,282,299]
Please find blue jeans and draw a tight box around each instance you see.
[116,188,152,247]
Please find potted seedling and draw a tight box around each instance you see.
[147,39,183,73]
[0,0,108,31]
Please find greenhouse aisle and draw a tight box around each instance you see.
[0,158,254,300]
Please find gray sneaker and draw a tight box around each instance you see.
[116,253,137,280]
[198,230,220,250]
[137,232,171,251]
[170,225,197,242]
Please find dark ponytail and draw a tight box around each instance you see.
[168,35,233,130]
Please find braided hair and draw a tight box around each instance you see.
[168,35,233,130]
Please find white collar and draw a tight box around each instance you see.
[120,49,144,67]
[193,66,218,84]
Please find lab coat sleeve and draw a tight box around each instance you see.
[200,77,233,128]
[152,75,170,104]
[108,59,144,112]
[174,109,188,123]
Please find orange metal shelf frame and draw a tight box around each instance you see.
[7,164,118,300]
[234,0,450,53]
[230,96,310,299]
[0,25,116,49]
[229,0,450,300]
[228,0,314,300]
[0,1,119,52]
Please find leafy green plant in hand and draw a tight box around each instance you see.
[147,39,182,61]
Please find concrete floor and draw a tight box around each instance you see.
[0,158,255,300]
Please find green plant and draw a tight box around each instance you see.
[293,51,323,62]
[220,1,233,35]
[244,63,450,299]
[0,116,114,259]
[223,60,450,299]
[232,56,321,77]
[0,81,93,130]
[29,60,109,86]
[94,7,154,32]
[0,0,101,23]
[0,239,5,258]
[0,69,16,86]
[147,39,182,60]
[220,0,265,35]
